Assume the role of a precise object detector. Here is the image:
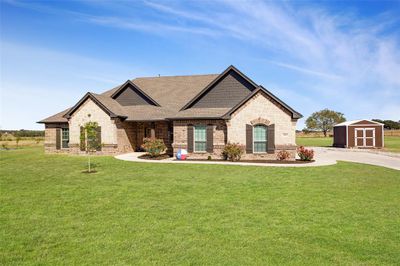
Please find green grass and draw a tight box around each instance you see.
[296,137,333,147]
[1,147,399,265]
[296,136,400,152]
[384,136,400,153]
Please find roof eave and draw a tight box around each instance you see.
[167,116,224,120]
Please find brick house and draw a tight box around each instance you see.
[38,65,302,159]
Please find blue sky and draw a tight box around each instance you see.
[1,0,399,130]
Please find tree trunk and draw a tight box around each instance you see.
[88,155,91,173]
[323,130,327,137]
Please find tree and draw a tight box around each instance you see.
[15,131,22,148]
[373,119,400,130]
[83,122,100,173]
[306,109,346,137]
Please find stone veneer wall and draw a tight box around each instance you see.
[228,91,297,160]
[66,98,119,155]
[172,119,227,159]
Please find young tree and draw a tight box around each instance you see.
[83,121,100,173]
[15,131,22,148]
[306,109,346,137]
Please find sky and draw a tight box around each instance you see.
[1,0,399,130]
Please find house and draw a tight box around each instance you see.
[38,65,302,159]
[333,120,384,148]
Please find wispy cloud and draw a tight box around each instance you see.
[3,0,400,125]
[142,0,400,120]
[83,15,219,37]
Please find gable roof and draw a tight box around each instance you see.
[110,80,160,106]
[63,92,127,119]
[180,65,258,110]
[222,86,302,119]
[334,119,384,127]
[38,66,302,123]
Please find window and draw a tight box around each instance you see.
[194,125,206,152]
[253,125,267,153]
[62,128,69,149]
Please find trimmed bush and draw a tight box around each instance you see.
[277,150,291,161]
[297,146,314,161]
[141,138,166,157]
[222,143,245,162]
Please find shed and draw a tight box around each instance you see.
[333,120,384,148]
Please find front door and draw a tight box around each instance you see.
[355,128,375,147]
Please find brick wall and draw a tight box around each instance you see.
[44,123,69,153]
[172,119,227,159]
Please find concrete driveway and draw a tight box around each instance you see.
[313,147,400,171]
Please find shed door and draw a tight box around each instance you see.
[355,128,375,147]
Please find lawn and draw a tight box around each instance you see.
[1,147,399,265]
[296,136,400,152]
[296,136,333,147]
[384,136,400,153]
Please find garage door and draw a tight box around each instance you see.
[355,128,375,147]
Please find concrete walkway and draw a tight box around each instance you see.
[115,148,400,170]
[115,152,336,167]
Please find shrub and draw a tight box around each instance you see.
[297,146,314,161]
[141,138,166,157]
[277,150,291,161]
[221,143,245,162]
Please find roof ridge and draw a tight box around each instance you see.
[133,73,219,79]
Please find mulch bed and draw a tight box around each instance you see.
[179,159,314,164]
[138,154,171,160]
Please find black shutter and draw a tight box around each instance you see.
[56,128,61,150]
[206,125,214,153]
[267,124,275,153]
[187,125,194,153]
[246,124,253,154]
[96,126,102,151]
[80,127,85,151]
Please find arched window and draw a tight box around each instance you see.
[253,125,267,153]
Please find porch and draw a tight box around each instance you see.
[115,120,173,154]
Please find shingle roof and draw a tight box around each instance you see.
[38,66,302,123]
[38,108,70,123]
[167,108,231,119]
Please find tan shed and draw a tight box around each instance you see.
[333,120,384,148]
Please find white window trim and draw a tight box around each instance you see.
[193,125,207,153]
[354,128,375,147]
[253,125,268,154]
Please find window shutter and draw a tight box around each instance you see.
[267,124,275,153]
[187,125,194,153]
[96,126,102,151]
[56,128,61,150]
[206,125,214,153]
[80,126,85,151]
[246,124,253,153]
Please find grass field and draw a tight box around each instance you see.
[1,147,399,265]
[296,136,334,147]
[296,136,400,152]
